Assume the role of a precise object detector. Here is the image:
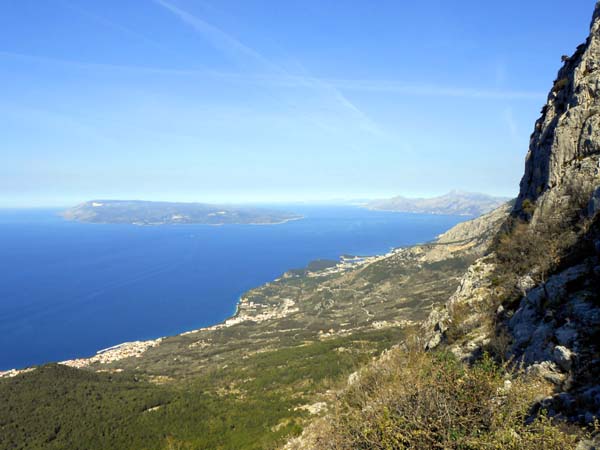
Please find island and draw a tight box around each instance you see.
[62,200,303,225]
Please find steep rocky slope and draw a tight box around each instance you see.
[505,2,600,425]
[428,0,600,432]
[515,3,600,224]
[284,4,600,449]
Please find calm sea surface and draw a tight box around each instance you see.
[0,206,466,370]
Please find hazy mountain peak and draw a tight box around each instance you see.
[366,191,510,216]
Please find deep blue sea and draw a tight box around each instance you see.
[0,206,466,370]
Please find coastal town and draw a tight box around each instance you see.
[0,249,406,378]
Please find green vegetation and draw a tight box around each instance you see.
[440,182,596,361]
[521,198,535,215]
[0,329,405,450]
[288,258,339,276]
[305,350,582,449]
[0,365,171,449]
[0,205,512,448]
[553,77,570,92]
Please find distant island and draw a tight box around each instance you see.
[62,200,303,225]
[365,190,510,216]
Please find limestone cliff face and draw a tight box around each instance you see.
[428,4,600,429]
[508,2,600,386]
[283,6,600,448]
[515,2,600,223]
[282,7,600,444]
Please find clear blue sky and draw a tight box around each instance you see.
[1,0,597,206]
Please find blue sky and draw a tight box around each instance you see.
[0,0,597,206]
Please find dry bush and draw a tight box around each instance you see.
[445,300,493,346]
[485,325,513,362]
[303,350,580,449]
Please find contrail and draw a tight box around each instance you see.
[152,0,384,136]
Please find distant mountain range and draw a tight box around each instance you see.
[62,200,302,225]
[365,190,511,216]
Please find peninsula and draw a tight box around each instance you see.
[366,190,509,216]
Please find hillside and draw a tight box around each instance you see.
[288,2,600,448]
[0,204,509,449]
[62,200,302,225]
[440,0,600,422]
[366,190,509,216]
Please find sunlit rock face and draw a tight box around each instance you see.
[422,2,600,428]
[515,2,600,225]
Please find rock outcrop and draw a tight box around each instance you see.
[422,255,497,354]
[434,1,600,429]
[508,1,600,426]
[286,5,600,448]
[515,2,600,225]
[506,256,600,421]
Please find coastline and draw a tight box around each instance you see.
[246,216,304,226]
[62,215,305,227]
[0,246,401,378]
[0,207,475,378]
[57,249,397,368]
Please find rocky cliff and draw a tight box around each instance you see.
[427,1,600,434]
[502,2,600,428]
[282,6,600,444]
[515,3,600,225]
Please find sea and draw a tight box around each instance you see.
[0,205,466,370]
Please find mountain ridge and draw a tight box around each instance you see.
[415,0,600,440]
[366,190,510,216]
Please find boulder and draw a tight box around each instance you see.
[527,361,567,386]
[553,345,575,371]
[516,275,536,295]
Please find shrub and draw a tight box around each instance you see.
[303,350,580,449]
[521,198,536,215]
[553,77,569,92]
